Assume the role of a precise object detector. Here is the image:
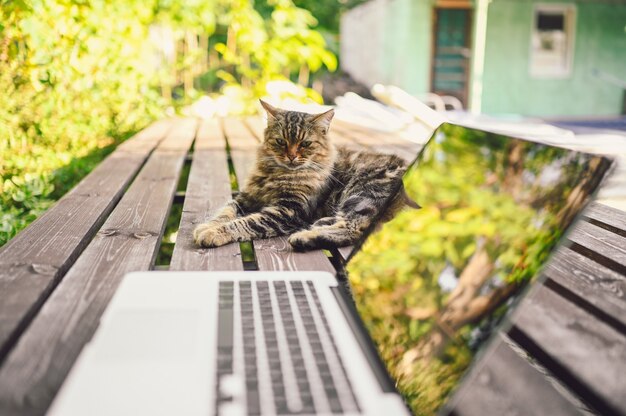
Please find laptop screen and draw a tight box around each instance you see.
[345,123,612,415]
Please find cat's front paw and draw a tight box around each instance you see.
[192,222,213,242]
[288,230,319,251]
[193,223,233,248]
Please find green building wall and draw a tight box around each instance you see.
[380,0,434,96]
[480,0,626,117]
[343,0,624,117]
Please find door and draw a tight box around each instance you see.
[432,8,472,108]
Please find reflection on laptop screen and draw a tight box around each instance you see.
[345,123,612,415]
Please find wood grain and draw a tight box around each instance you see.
[582,202,626,233]
[170,118,243,271]
[336,246,354,262]
[252,237,335,272]
[0,118,197,416]
[510,286,626,415]
[0,119,172,362]
[567,220,626,269]
[446,333,584,416]
[222,117,258,186]
[222,118,335,273]
[544,245,626,329]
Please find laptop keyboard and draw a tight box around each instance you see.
[216,280,360,415]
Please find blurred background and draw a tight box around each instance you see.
[1,0,625,247]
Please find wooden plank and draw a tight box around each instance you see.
[328,127,367,150]
[544,245,626,330]
[445,333,584,416]
[510,286,626,416]
[332,121,422,161]
[222,117,258,185]
[222,118,335,273]
[244,116,266,141]
[582,202,626,234]
[567,221,626,269]
[0,118,197,416]
[0,119,172,362]
[252,236,335,272]
[170,118,243,271]
[337,246,354,261]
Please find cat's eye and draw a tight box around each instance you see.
[275,138,286,146]
[301,141,312,148]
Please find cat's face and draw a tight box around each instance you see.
[260,100,335,170]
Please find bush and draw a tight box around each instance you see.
[0,0,336,246]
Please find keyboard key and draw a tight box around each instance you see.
[217,312,233,349]
[218,401,245,416]
[219,374,245,397]
[329,396,343,413]
[216,279,360,415]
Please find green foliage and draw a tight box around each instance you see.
[213,0,337,112]
[1,0,161,245]
[0,0,336,246]
[256,0,368,33]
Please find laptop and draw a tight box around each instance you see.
[48,122,614,416]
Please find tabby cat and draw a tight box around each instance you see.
[193,100,417,251]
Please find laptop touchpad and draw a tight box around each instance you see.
[92,309,199,361]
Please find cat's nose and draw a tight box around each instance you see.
[287,147,298,162]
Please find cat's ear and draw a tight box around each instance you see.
[309,108,334,132]
[259,100,282,121]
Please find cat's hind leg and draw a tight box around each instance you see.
[288,215,370,251]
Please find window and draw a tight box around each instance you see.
[530,4,576,78]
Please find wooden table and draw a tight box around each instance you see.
[0,117,624,415]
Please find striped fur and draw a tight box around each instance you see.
[193,101,417,251]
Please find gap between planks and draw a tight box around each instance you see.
[544,245,626,333]
[0,118,198,416]
[445,332,587,416]
[0,119,173,365]
[170,118,243,271]
[509,284,626,416]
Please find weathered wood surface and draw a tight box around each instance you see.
[0,119,171,362]
[223,118,335,273]
[445,334,585,416]
[244,115,266,141]
[544,245,626,330]
[1,116,625,416]
[510,285,626,416]
[0,119,197,416]
[583,201,626,233]
[568,220,626,269]
[223,117,259,184]
[332,120,421,161]
[170,118,243,271]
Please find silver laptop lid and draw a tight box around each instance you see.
[345,123,613,415]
